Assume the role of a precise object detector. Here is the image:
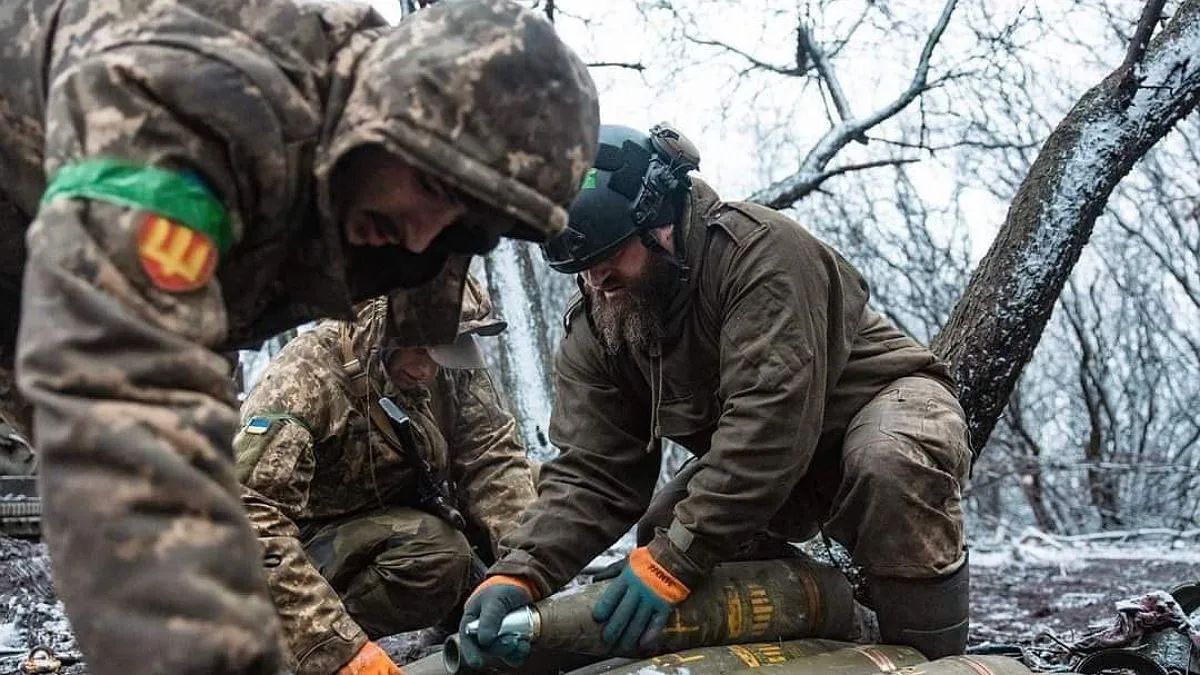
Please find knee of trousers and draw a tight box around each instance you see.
[368,521,474,608]
[341,518,474,634]
[832,438,967,578]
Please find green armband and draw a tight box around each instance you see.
[41,158,233,252]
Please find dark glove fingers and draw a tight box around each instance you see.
[601,588,641,645]
[495,634,532,668]
[475,590,513,643]
[639,610,671,652]
[458,632,488,669]
[617,601,657,655]
[592,576,629,622]
[591,558,628,581]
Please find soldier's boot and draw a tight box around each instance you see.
[868,557,969,660]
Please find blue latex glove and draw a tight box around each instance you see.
[458,576,535,668]
[591,547,691,654]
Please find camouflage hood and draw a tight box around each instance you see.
[316,0,600,242]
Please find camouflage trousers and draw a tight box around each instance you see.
[640,375,971,579]
[302,506,477,638]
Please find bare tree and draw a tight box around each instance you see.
[932,0,1200,453]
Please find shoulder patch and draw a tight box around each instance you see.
[240,412,314,437]
[137,213,218,292]
[242,416,274,435]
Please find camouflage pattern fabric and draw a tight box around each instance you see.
[237,303,534,674]
[491,177,969,597]
[0,1,597,673]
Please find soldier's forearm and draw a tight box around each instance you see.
[16,201,284,675]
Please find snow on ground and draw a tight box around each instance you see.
[0,532,1195,672]
[969,528,1199,660]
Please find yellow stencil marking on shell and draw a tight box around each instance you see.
[726,586,744,637]
[730,644,760,668]
[749,585,773,634]
[662,611,700,636]
[759,643,786,664]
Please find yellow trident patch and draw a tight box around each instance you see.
[137,214,218,292]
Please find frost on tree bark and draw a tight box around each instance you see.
[931,0,1200,454]
[481,241,560,460]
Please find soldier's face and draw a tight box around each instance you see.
[384,346,440,388]
[580,227,672,298]
[581,227,679,354]
[335,146,468,252]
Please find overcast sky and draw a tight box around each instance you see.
[365,0,1125,263]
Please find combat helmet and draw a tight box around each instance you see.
[543,123,700,274]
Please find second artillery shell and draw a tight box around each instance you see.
[578,639,855,675]
[534,557,860,657]
[739,644,927,674]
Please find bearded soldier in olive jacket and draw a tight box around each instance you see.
[237,278,536,674]
[0,1,598,673]
[462,125,971,667]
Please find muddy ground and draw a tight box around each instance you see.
[0,535,1195,673]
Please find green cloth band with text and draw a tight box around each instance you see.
[41,159,232,252]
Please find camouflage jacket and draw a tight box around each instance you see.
[492,178,955,596]
[1,2,594,673]
[236,317,535,674]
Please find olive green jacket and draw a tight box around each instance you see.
[491,178,953,595]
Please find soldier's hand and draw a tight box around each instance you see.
[337,641,401,675]
[589,556,628,581]
[458,575,537,668]
[592,547,691,655]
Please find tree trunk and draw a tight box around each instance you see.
[482,241,559,460]
[931,0,1200,453]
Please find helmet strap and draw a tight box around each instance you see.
[638,227,690,283]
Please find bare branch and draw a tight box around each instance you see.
[684,34,809,77]
[1118,0,1169,98]
[779,157,922,201]
[797,21,867,144]
[748,0,959,209]
[585,61,646,72]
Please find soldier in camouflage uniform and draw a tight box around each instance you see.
[236,277,536,674]
[0,1,598,673]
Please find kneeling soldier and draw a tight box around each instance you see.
[237,278,536,675]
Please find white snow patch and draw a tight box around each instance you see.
[972,527,1200,568]
[0,621,20,649]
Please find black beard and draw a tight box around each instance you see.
[587,253,679,355]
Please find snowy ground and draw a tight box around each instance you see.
[0,531,1195,673]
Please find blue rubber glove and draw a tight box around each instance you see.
[458,575,536,668]
[592,547,691,654]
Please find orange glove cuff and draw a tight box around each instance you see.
[629,547,690,604]
[337,641,401,675]
[473,574,540,601]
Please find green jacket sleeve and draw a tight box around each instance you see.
[445,368,537,558]
[490,331,661,597]
[648,217,866,586]
[238,334,368,674]
[17,44,292,674]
